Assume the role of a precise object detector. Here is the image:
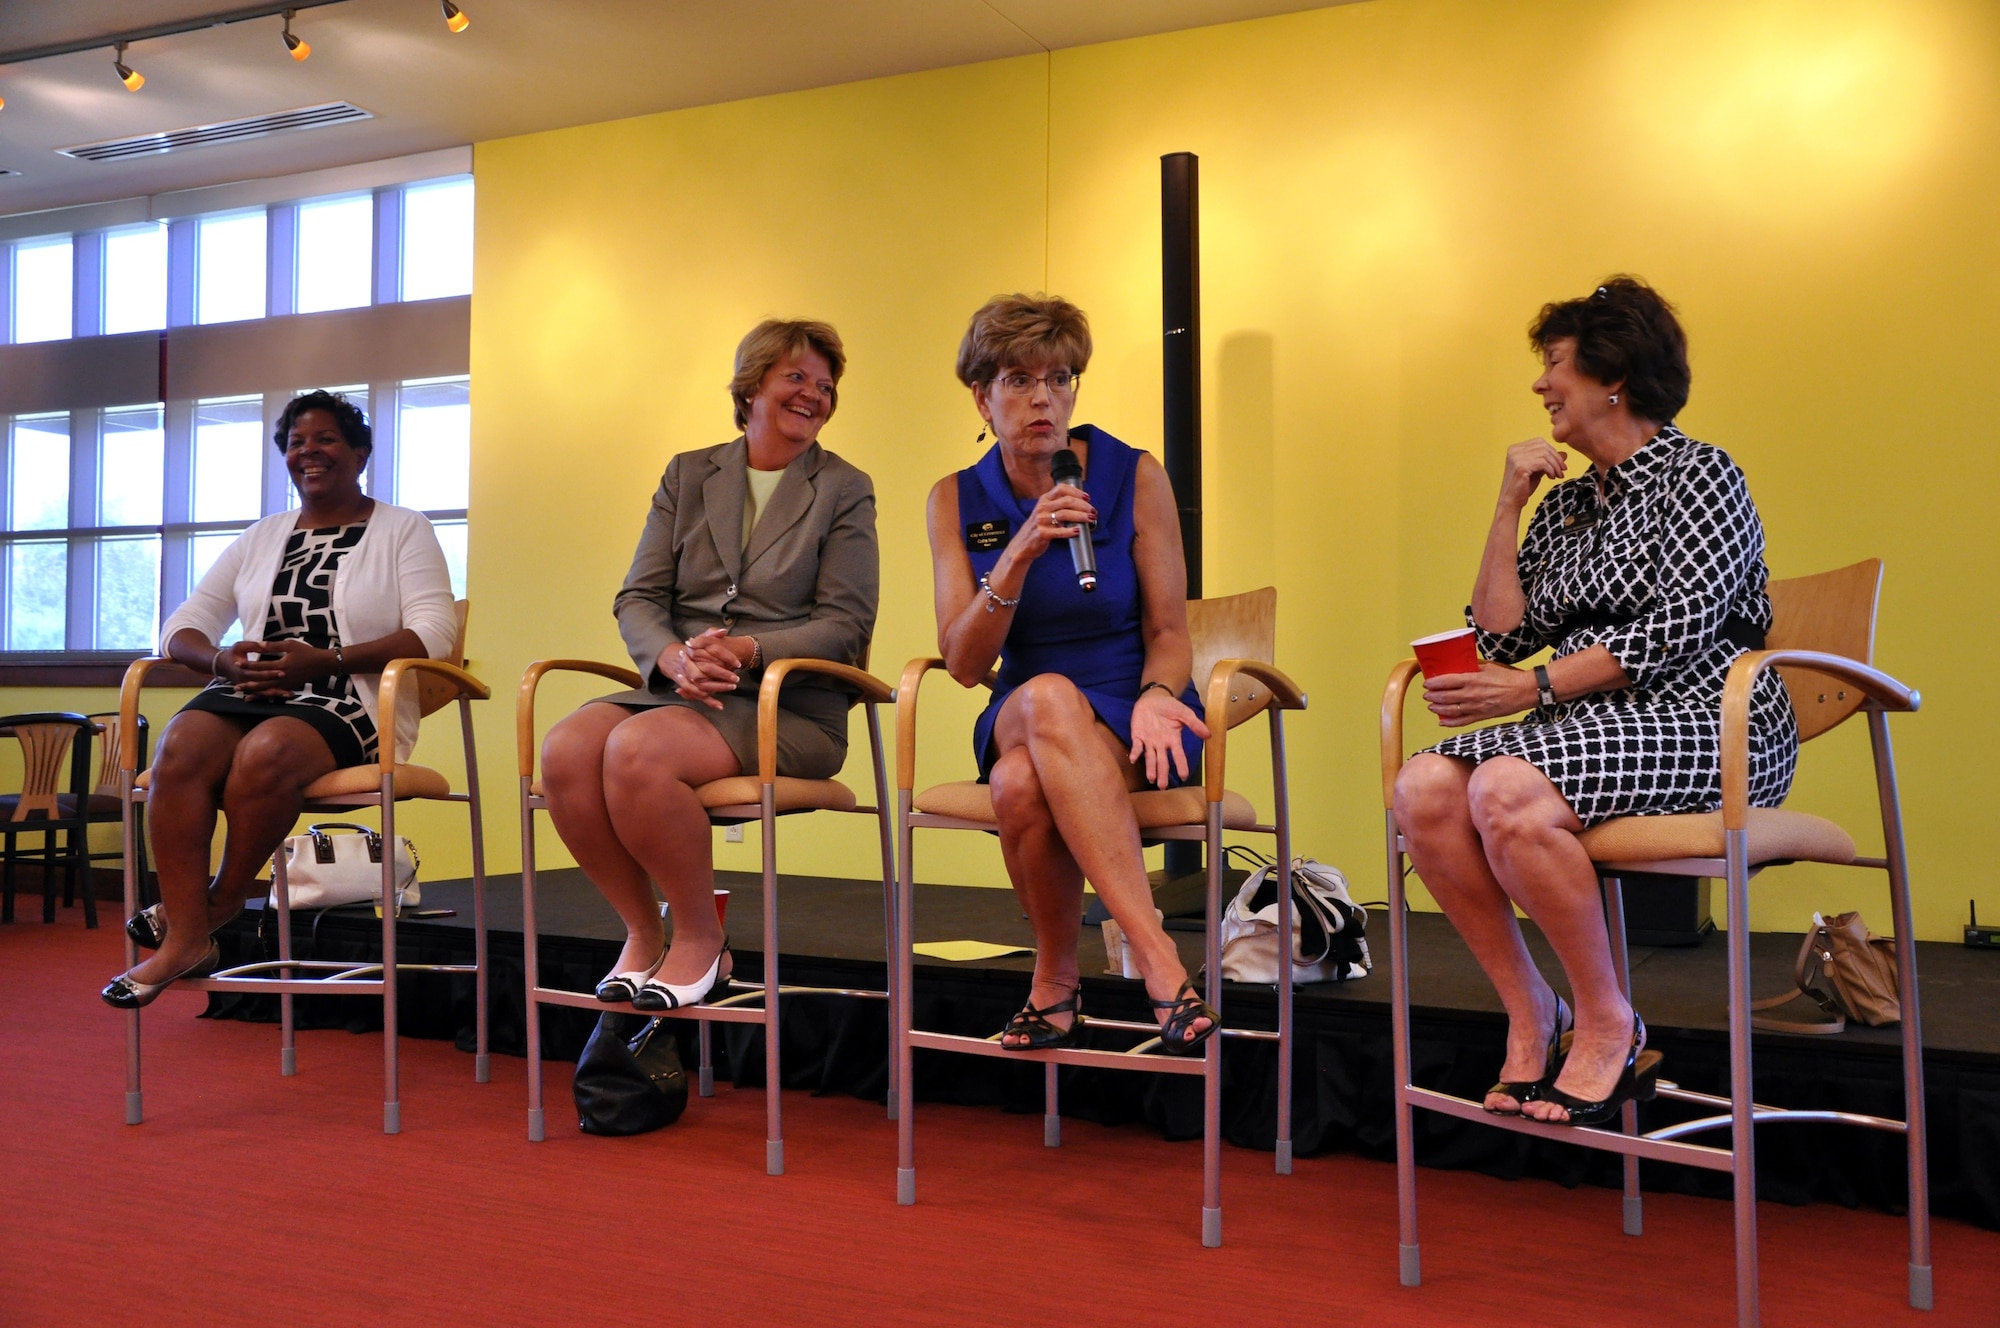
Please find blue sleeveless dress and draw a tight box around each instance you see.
[957,425,1205,784]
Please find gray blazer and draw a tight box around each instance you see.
[611,437,879,711]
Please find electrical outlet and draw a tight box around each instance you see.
[724,823,743,842]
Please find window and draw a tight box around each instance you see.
[394,377,470,595]
[295,194,373,314]
[197,211,268,324]
[401,178,474,301]
[103,223,168,334]
[12,237,73,343]
[5,414,71,650]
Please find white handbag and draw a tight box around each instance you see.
[1218,851,1370,984]
[271,821,421,911]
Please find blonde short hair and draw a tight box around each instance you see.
[729,318,847,430]
[954,294,1092,388]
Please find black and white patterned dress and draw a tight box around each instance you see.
[181,522,379,769]
[1427,426,1798,826]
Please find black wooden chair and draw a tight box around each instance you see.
[0,712,96,927]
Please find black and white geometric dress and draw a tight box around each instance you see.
[181,522,379,769]
[1427,426,1798,826]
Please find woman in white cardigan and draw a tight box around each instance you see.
[102,391,457,1009]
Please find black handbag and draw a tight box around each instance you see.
[573,1012,689,1135]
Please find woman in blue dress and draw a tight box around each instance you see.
[924,293,1216,1054]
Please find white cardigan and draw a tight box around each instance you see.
[160,503,458,764]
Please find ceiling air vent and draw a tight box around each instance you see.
[58,102,373,163]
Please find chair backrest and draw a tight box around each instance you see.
[1186,587,1277,730]
[1766,559,1881,743]
[415,599,471,718]
[2,712,90,822]
[83,710,145,797]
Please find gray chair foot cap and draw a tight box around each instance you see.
[1400,1244,1421,1287]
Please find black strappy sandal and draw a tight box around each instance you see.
[1484,995,1573,1116]
[1149,981,1218,1056]
[1538,1013,1663,1127]
[1000,987,1084,1051]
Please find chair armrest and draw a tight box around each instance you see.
[1380,658,1422,810]
[753,658,895,783]
[1198,658,1309,803]
[1720,649,1920,829]
[118,657,172,774]
[895,658,953,793]
[516,659,644,779]
[376,658,491,773]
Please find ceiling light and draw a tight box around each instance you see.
[113,43,144,92]
[281,11,310,60]
[440,2,470,34]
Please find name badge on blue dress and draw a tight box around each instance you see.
[965,519,1009,551]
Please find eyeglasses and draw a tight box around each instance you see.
[991,369,1080,397]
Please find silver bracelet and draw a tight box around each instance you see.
[211,648,227,677]
[747,636,762,669]
[978,574,1021,614]
[334,643,349,674]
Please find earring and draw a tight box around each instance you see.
[975,424,989,445]
[1608,394,1619,406]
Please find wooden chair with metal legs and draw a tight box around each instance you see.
[0,712,94,926]
[518,653,897,1174]
[892,587,1306,1247]
[118,601,491,1135]
[1382,560,1929,1327]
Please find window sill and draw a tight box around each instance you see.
[0,655,207,688]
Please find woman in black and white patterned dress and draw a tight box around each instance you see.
[102,391,457,1008]
[1395,278,1798,1127]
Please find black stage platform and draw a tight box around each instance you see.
[206,870,2000,1229]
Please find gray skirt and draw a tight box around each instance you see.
[595,682,848,780]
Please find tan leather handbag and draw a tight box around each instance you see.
[1751,911,1900,1034]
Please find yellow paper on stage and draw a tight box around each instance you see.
[912,940,1034,961]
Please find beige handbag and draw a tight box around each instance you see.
[1751,910,1900,1034]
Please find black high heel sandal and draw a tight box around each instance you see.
[1149,981,1218,1056]
[1000,987,1084,1051]
[1484,995,1572,1116]
[1538,1013,1663,1128]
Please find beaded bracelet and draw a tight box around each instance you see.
[978,574,1021,614]
[748,636,763,669]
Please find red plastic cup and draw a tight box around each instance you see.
[1412,627,1481,678]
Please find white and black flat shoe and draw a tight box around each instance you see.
[594,945,666,1004]
[631,938,731,1012]
[125,902,169,950]
[100,940,222,1010]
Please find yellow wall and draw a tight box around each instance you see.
[10,0,1993,940]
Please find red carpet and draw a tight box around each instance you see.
[5,904,1995,1327]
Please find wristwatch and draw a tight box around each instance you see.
[1533,664,1558,709]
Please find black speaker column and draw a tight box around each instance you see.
[1161,152,1202,884]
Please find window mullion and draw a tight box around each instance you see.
[262,389,292,515]
[73,231,106,339]
[373,186,402,306]
[1,242,13,345]
[267,204,297,319]
[371,379,397,503]
[161,397,194,616]
[166,218,198,328]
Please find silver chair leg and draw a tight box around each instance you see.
[869,707,898,1121]
[462,702,490,1085]
[521,778,545,1142]
[761,787,782,1176]
[122,783,144,1125]
[275,849,296,1077]
[1201,804,1224,1248]
[1387,811,1420,1286]
[895,790,916,1207]
[1044,1062,1060,1147]
[1725,830,1759,1328]
[1272,710,1294,1174]
[1603,876,1642,1236]
[381,774,400,1135]
[1871,711,1932,1309]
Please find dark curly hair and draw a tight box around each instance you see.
[1529,276,1689,424]
[272,390,372,456]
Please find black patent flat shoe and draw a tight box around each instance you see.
[125,902,168,950]
[100,940,222,1010]
[1538,1014,1663,1127]
[1150,981,1218,1056]
[1485,995,1573,1116]
[999,987,1084,1051]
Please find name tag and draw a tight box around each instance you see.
[1561,508,1602,532]
[965,519,1009,552]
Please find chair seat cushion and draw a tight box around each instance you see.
[912,780,1259,830]
[695,776,857,814]
[1577,808,1857,866]
[302,764,454,801]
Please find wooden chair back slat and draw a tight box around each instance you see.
[416,600,471,718]
[87,712,127,797]
[9,723,78,822]
[1767,559,1882,743]
[1187,587,1277,730]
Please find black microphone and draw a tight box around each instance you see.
[1049,448,1098,592]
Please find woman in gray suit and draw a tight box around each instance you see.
[541,319,879,1011]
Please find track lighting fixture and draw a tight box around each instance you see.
[281,11,310,60]
[113,43,144,92]
[440,1,470,34]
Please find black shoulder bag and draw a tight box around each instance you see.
[573,1011,689,1135]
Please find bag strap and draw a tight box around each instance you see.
[305,821,384,863]
[1748,988,1847,1035]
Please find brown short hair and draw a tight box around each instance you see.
[1529,276,1690,424]
[729,319,846,430]
[954,294,1092,387]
